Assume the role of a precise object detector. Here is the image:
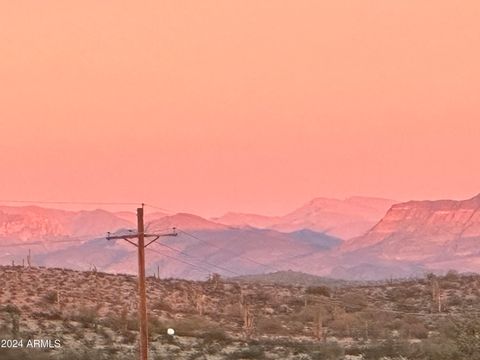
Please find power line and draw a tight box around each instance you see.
[0,199,142,206]
[144,224,176,233]
[143,203,174,214]
[176,228,302,273]
[0,225,252,277]
[177,228,273,269]
[1,199,324,276]
[1,234,216,278]
[149,241,241,276]
[0,199,176,217]
[146,247,213,275]
[0,200,174,213]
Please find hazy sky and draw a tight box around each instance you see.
[1,1,479,216]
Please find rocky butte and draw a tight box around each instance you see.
[341,194,480,272]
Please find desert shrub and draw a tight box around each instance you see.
[102,308,137,333]
[410,338,461,360]
[341,292,368,310]
[201,328,229,342]
[70,306,99,328]
[1,304,21,336]
[0,347,119,360]
[290,305,328,324]
[97,326,114,345]
[306,286,331,297]
[151,300,172,312]
[362,338,409,360]
[287,297,305,307]
[2,304,21,315]
[447,294,463,307]
[0,349,51,360]
[227,345,265,359]
[43,290,58,304]
[400,317,429,339]
[286,320,305,334]
[310,342,344,360]
[122,330,137,344]
[444,270,460,282]
[253,291,272,303]
[168,316,211,337]
[328,313,362,337]
[256,317,285,334]
[453,317,480,359]
[148,317,165,335]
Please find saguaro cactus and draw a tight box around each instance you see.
[210,273,221,290]
[240,290,254,338]
[428,274,442,313]
[196,293,206,316]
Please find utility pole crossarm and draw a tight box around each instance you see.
[106,234,140,240]
[106,231,176,241]
[107,230,176,248]
[144,231,177,248]
[106,233,140,247]
[106,233,170,240]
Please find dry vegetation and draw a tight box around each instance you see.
[1,266,480,359]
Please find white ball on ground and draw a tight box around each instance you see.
[167,328,175,336]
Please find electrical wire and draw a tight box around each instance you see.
[0,200,142,207]
[176,228,295,273]
[145,247,212,275]
[0,199,174,213]
[143,203,175,214]
[149,241,241,276]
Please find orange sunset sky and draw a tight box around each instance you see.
[0,1,479,217]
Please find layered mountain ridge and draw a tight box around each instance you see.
[343,194,480,255]
[335,194,480,277]
[2,194,480,280]
[0,206,134,242]
[214,196,396,239]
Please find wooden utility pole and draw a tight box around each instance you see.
[137,207,148,360]
[107,205,177,360]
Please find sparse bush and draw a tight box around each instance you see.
[227,345,265,359]
[310,342,344,360]
[306,286,331,297]
[256,317,285,334]
[43,290,58,304]
[341,292,368,310]
[201,328,229,342]
[400,317,429,339]
[151,300,172,312]
[72,306,99,328]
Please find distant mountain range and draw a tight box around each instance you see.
[213,196,396,239]
[1,194,480,280]
[0,204,344,278]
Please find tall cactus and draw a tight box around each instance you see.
[429,274,442,313]
[240,290,254,338]
[196,293,206,316]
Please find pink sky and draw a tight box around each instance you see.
[1,1,479,217]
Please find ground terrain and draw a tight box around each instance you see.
[1,266,480,359]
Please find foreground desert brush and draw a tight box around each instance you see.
[1,266,480,359]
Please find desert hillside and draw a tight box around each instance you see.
[1,266,480,359]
